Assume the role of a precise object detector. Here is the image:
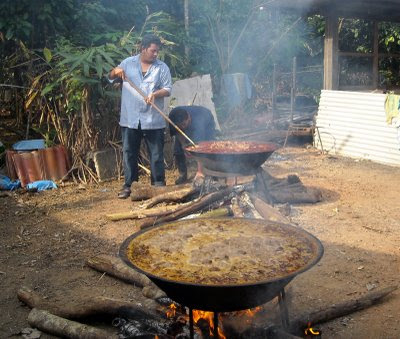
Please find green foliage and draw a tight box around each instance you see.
[339,19,373,53]
[4,0,400,176]
[0,0,76,47]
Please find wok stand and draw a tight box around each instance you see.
[186,287,290,339]
[201,166,273,204]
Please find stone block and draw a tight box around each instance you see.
[93,148,122,181]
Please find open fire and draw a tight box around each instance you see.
[164,303,264,338]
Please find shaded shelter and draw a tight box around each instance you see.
[274,0,400,90]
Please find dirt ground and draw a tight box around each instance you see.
[0,145,399,338]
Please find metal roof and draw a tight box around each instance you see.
[314,90,400,166]
[273,0,400,22]
[6,145,70,187]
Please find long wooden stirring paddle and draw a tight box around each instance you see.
[124,78,196,147]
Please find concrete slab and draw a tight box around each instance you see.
[167,74,221,130]
[93,148,122,181]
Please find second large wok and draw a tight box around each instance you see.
[185,141,278,175]
[120,218,323,312]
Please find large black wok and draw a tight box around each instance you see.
[185,141,278,175]
[120,218,323,312]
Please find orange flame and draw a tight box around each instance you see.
[242,306,262,317]
[166,303,177,318]
[229,306,263,324]
[192,310,226,339]
[305,322,320,336]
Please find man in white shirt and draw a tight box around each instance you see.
[109,35,172,199]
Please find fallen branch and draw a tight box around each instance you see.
[28,308,117,339]
[130,183,192,201]
[18,286,162,320]
[139,186,237,229]
[86,255,152,288]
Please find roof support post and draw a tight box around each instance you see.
[324,15,339,90]
[372,21,379,89]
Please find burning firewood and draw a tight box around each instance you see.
[238,191,263,219]
[27,308,117,339]
[17,286,162,320]
[130,183,193,201]
[249,194,289,223]
[139,186,240,229]
[288,285,398,335]
[112,316,172,338]
[231,197,244,217]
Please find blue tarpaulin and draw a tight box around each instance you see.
[0,175,21,191]
[26,180,57,192]
[13,139,45,151]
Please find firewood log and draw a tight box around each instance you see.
[269,186,322,204]
[265,325,302,339]
[289,285,398,335]
[200,207,232,218]
[28,308,117,339]
[231,197,244,217]
[139,186,237,229]
[142,285,167,299]
[249,194,289,223]
[87,255,152,288]
[18,286,162,320]
[130,183,192,201]
[142,186,198,209]
[86,255,167,300]
[105,204,190,221]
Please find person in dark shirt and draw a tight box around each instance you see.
[169,106,216,184]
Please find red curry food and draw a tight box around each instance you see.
[126,218,317,285]
[186,141,277,154]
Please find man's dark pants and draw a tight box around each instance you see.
[121,126,165,188]
[173,137,188,177]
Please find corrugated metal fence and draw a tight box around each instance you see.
[315,90,400,166]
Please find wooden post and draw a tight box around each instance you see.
[323,15,339,90]
[184,0,190,59]
[272,63,277,121]
[372,21,379,89]
[290,57,297,123]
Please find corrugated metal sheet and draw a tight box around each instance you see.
[315,90,400,166]
[6,145,70,186]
